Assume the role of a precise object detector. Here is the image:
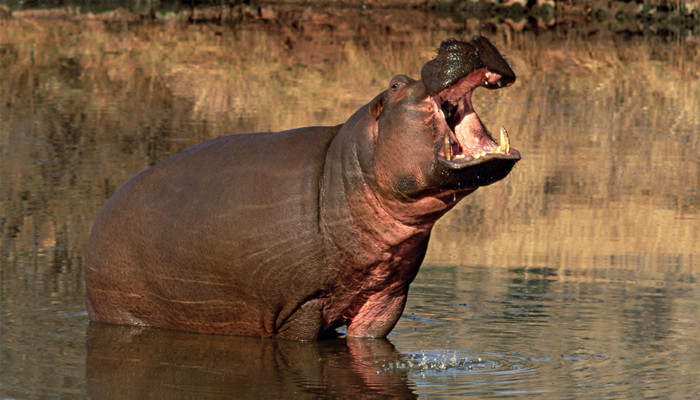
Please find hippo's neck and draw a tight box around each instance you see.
[319,115,433,311]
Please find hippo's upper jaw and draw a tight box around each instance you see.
[423,36,521,189]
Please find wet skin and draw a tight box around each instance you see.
[85,36,520,340]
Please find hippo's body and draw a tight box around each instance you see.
[85,36,520,340]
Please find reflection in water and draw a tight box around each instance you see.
[81,263,700,398]
[394,265,700,398]
[0,6,698,399]
[86,324,415,399]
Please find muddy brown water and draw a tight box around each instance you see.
[1,9,699,399]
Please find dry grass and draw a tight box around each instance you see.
[0,14,698,276]
[429,36,699,274]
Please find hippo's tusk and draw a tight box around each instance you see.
[498,126,510,154]
[444,131,452,161]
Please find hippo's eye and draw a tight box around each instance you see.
[389,76,408,91]
[390,81,406,92]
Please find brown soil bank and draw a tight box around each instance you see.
[2,0,699,38]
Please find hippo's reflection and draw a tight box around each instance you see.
[86,323,416,399]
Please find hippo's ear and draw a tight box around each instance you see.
[369,93,384,120]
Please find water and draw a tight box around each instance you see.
[3,265,698,398]
[1,6,699,399]
[392,266,700,398]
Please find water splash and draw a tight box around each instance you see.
[375,351,494,375]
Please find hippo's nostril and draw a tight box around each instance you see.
[421,36,515,96]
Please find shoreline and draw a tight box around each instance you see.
[1,0,698,38]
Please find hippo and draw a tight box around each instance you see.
[85,36,520,341]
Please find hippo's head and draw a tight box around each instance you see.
[366,36,520,214]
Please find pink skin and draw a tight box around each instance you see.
[434,68,512,160]
[319,68,516,338]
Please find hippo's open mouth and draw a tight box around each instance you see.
[432,67,521,167]
[429,70,521,188]
[421,36,521,188]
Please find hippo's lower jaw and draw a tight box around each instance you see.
[433,122,521,189]
[438,126,519,164]
[433,149,520,188]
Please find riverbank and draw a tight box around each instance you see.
[1,0,699,38]
[1,9,698,267]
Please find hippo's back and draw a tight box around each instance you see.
[85,126,340,335]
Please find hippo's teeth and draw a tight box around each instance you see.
[444,132,452,161]
[498,126,511,154]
